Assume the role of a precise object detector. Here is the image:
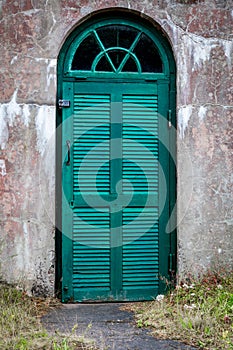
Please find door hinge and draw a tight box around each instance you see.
[169,253,175,274]
[58,99,70,108]
[168,109,172,128]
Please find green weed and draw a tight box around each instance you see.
[131,270,233,350]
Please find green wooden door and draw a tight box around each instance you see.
[58,17,176,302]
[61,79,171,302]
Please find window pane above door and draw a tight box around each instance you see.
[71,24,163,73]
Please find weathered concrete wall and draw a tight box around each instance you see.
[0,0,232,294]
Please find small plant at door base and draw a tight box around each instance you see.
[130,268,233,350]
[0,282,97,350]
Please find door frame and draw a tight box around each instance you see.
[55,10,176,299]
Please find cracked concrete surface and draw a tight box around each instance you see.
[42,303,198,350]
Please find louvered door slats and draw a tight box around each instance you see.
[73,94,110,194]
[122,207,159,289]
[72,94,111,296]
[73,208,110,290]
[122,94,159,195]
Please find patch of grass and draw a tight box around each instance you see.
[0,283,97,350]
[131,270,233,350]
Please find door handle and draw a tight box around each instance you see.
[66,140,71,166]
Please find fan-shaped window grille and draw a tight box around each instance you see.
[71,24,163,73]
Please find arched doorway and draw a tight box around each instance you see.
[57,12,176,302]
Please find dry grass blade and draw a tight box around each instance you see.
[0,283,97,350]
[131,270,233,350]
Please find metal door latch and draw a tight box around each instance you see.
[58,99,70,108]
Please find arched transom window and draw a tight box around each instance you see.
[70,24,163,73]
